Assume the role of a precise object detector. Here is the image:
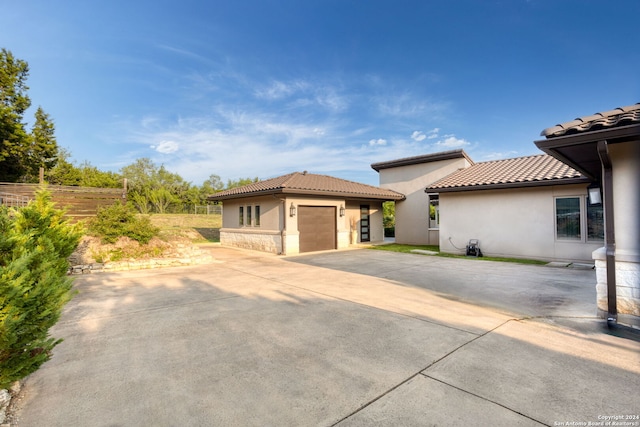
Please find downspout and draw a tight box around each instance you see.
[597,140,617,324]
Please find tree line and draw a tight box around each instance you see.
[1,48,256,214]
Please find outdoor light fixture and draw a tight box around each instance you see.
[339,205,345,217]
[289,203,296,217]
[588,183,602,205]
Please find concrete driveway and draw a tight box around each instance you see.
[14,247,640,426]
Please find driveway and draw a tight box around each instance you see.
[289,249,597,319]
[13,247,640,426]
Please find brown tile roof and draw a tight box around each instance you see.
[541,103,640,138]
[371,149,474,172]
[426,154,588,193]
[208,172,405,201]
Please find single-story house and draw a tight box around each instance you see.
[372,149,601,262]
[425,153,601,263]
[208,171,404,255]
[373,103,639,328]
[535,103,639,328]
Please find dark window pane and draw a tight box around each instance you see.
[587,203,604,241]
[239,206,244,226]
[247,206,252,226]
[255,205,261,226]
[556,197,580,240]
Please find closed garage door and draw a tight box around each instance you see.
[298,206,336,253]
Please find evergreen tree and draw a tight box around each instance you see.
[0,49,60,182]
[25,107,59,181]
[0,189,83,388]
[0,49,31,181]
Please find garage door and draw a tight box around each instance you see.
[298,206,336,253]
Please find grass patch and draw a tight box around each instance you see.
[149,214,222,229]
[369,244,547,265]
[370,244,439,253]
[149,214,221,243]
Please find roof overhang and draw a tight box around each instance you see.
[371,149,474,172]
[534,123,640,180]
[208,188,405,201]
[426,176,590,193]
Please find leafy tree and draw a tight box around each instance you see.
[46,148,82,185]
[77,161,122,188]
[0,49,31,181]
[47,150,123,188]
[383,201,395,229]
[0,49,61,182]
[0,189,83,389]
[226,177,259,189]
[120,158,190,213]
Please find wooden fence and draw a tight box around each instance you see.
[0,183,126,220]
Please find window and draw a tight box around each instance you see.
[255,205,261,226]
[247,205,252,226]
[555,196,604,242]
[556,197,581,240]
[428,194,439,229]
[239,206,244,226]
[587,202,604,241]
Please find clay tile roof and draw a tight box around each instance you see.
[371,149,474,172]
[541,103,640,137]
[426,154,587,192]
[208,172,405,201]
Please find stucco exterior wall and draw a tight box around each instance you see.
[439,184,603,262]
[220,196,385,255]
[594,140,640,327]
[220,196,284,254]
[378,157,471,245]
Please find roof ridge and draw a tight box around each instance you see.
[280,172,299,188]
[473,153,548,165]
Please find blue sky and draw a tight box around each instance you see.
[2,1,638,186]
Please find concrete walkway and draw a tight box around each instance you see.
[13,247,640,426]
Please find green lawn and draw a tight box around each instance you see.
[149,213,222,243]
[369,243,547,265]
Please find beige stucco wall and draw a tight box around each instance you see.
[220,196,284,254]
[594,140,640,327]
[439,184,603,262]
[220,196,385,255]
[378,157,471,245]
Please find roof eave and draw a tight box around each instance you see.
[208,187,405,201]
[371,149,474,172]
[534,123,640,180]
[207,189,284,201]
[426,176,591,193]
[536,123,640,145]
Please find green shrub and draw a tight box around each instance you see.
[89,203,159,244]
[0,189,84,389]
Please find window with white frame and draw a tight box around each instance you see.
[555,196,603,242]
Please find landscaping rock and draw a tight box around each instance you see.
[0,389,10,424]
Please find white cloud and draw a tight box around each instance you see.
[411,131,426,141]
[152,140,179,153]
[435,135,470,148]
[254,80,311,100]
[427,128,440,139]
[369,138,387,146]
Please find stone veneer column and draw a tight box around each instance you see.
[594,141,640,328]
[594,248,640,328]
